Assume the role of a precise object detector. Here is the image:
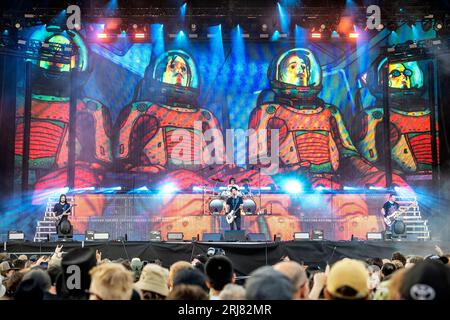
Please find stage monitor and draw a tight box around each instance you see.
[167,232,184,241]
[150,231,162,241]
[312,230,324,241]
[202,233,222,242]
[223,230,246,242]
[247,233,267,242]
[93,232,109,241]
[367,232,383,240]
[8,231,25,241]
[294,232,310,241]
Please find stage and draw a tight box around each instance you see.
[4,240,447,276]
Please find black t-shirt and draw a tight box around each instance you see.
[226,196,243,216]
[383,201,399,217]
[53,203,70,221]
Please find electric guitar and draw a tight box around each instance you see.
[54,204,76,221]
[226,210,236,224]
[384,202,416,227]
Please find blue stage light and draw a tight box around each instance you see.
[277,2,290,34]
[314,186,328,191]
[283,180,303,194]
[136,186,149,191]
[271,30,280,41]
[369,186,385,191]
[343,186,357,191]
[180,2,187,19]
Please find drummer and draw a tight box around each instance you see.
[227,177,241,194]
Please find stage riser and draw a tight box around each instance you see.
[56,193,390,241]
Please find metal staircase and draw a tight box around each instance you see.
[33,196,75,242]
[390,195,430,241]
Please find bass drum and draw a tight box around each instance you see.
[242,198,257,215]
[209,198,224,215]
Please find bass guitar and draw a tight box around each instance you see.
[384,202,416,226]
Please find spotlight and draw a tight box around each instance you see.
[283,180,303,194]
[261,23,268,32]
[160,183,178,194]
[15,22,21,29]
[320,24,326,30]
[434,21,443,31]
[349,32,359,39]
[311,32,322,39]
[190,23,197,32]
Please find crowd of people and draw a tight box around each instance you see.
[1,244,449,300]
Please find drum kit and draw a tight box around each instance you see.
[205,178,258,215]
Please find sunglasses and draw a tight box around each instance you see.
[390,69,412,78]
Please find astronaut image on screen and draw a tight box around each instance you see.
[352,58,438,180]
[249,48,409,190]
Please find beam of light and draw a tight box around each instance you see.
[106,0,118,15]
[295,24,308,47]
[231,25,246,64]
[73,186,95,192]
[180,2,187,21]
[388,31,399,46]
[277,2,290,34]
[174,30,188,48]
[151,24,165,57]
[314,186,329,192]
[283,180,303,194]
[97,33,108,39]
[208,24,225,63]
[271,30,280,41]
[136,186,149,191]
[331,30,340,38]
[369,186,386,191]
[47,9,66,29]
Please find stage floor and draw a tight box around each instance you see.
[4,240,447,275]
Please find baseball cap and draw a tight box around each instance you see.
[326,259,369,300]
[245,266,293,300]
[400,260,450,301]
[18,255,28,261]
[0,261,19,272]
[135,264,169,297]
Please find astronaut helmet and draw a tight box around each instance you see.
[149,50,199,105]
[29,25,89,96]
[268,48,322,100]
[366,56,425,101]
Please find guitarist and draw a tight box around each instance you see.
[226,186,244,230]
[381,194,400,231]
[53,194,73,238]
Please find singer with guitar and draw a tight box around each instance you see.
[53,194,74,239]
[225,186,244,230]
